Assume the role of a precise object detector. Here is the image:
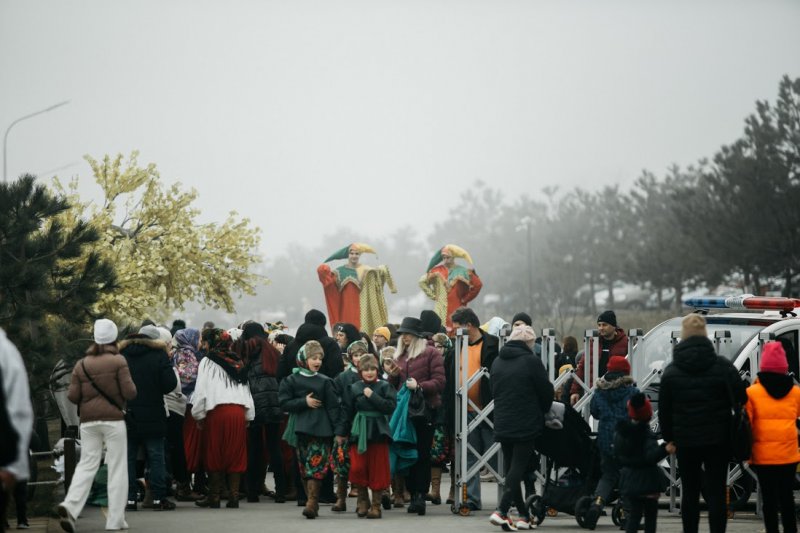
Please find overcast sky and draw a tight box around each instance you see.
[2,0,799,258]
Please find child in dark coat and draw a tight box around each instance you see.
[614,393,675,533]
[339,354,397,518]
[279,340,340,519]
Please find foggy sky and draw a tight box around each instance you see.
[1,0,799,258]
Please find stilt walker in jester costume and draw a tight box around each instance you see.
[317,243,397,335]
[419,244,483,331]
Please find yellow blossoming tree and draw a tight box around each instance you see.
[53,151,263,321]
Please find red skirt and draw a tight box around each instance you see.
[349,442,390,490]
[183,406,204,472]
[204,404,247,473]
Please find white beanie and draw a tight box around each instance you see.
[94,318,118,345]
[156,326,173,344]
[138,325,161,340]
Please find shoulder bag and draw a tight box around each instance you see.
[725,374,752,462]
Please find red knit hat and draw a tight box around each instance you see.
[606,355,630,375]
[627,393,653,422]
[760,341,789,374]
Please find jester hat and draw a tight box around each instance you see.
[324,242,377,262]
[427,244,474,272]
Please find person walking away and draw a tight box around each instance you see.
[120,325,179,511]
[659,313,747,533]
[339,355,396,518]
[239,322,286,503]
[614,393,675,533]
[191,329,254,509]
[57,319,137,532]
[489,325,553,531]
[746,341,800,533]
[570,311,628,405]
[585,355,638,528]
[387,316,445,516]
[279,341,340,519]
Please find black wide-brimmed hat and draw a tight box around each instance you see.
[396,317,424,337]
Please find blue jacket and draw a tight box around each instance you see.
[590,373,638,454]
[389,385,417,475]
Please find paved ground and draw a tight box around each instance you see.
[36,479,769,533]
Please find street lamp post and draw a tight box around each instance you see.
[516,216,534,313]
[3,100,70,182]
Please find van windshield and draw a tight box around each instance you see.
[631,316,766,383]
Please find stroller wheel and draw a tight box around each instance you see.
[611,502,625,527]
[525,495,546,526]
[574,495,593,529]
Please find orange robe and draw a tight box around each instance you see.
[317,264,363,329]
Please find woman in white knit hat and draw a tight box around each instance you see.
[57,319,137,532]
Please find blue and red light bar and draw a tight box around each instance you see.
[683,295,800,311]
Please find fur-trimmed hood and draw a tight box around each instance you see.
[119,335,169,355]
[595,374,635,390]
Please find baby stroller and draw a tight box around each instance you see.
[525,405,623,529]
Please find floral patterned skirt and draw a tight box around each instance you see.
[297,435,333,480]
[331,439,350,477]
[430,425,451,467]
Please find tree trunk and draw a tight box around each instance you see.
[673,283,684,313]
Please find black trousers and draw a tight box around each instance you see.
[677,445,730,533]
[165,412,188,484]
[498,440,537,518]
[753,463,797,533]
[246,423,287,497]
[406,420,434,494]
[625,496,658,533]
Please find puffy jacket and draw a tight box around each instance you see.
[390,345,446,409]
[746,372,800,465]
[120,336,178,437]
[659,335,747,448]
[614,419,669,497]
[590,374,638,454]
[571,329,628,396]
[490,340,553,442]
[68,346,137,423]
[245,338,281,424]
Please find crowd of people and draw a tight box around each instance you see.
[1,303,798,533]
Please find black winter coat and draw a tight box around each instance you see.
[278,372,339,438]
[120,336,178,438]
[246,338,281,424]
[490,340,553,443]
[341,380,397,443]
[333,368,361,435]
[278,323,343,380]
[614,419,669,497]
[659,336,747,448]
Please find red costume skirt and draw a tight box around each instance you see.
[203,404,247,473]
[183,405,204,472]
[349,442,390,490]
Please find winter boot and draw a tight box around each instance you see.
[584,496,604,530]
[195,472,222,508]
[226,473,241,508]
[392,476,405,508]
[141,483,154,508]
[408,492,426,516]
[426,466,442,505]
[331,476,348,512]
[303,479,321,519]
[356,485,370,518]
[175,481,202,502]
[381,488,391,510]
[366,489,383,519]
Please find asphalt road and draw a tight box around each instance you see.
[46,479,768,533]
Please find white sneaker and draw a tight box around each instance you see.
[489,511,517,531]
[515,518,536,530]
[57,504,76,533]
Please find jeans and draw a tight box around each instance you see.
[595,451,620,504]
[127,434,167,501]
[753,463,797,533]
[497,440,536,518]
[466,411,496,509]
[61,421,128,530]
[676,445,729,533]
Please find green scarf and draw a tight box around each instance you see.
[351,410,383,453]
